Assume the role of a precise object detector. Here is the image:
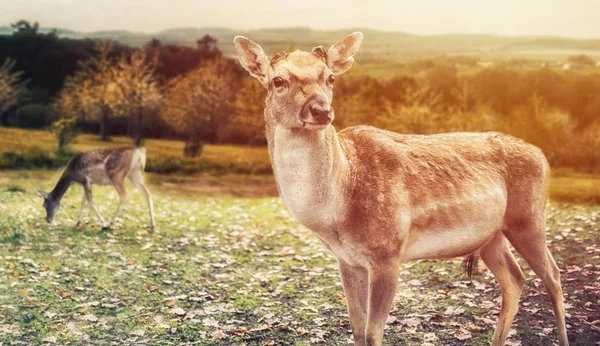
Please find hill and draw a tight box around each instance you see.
[2,26,600,61]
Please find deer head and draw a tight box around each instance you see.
[234,32,363,131]
[38,190,60,223]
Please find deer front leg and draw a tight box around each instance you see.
[83,181,107,229]
[108,180,128,228]
[76,193,86,227]
[365,261,400,346]
[339,261,369,346]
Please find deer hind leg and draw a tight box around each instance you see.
[365,260,400,346]
[108,179,128,228]
[339,261,368,346]
[128,170,155,231]
[76,192,87,227]
[83,180,107,228]
[480,233,526,346]
[504,218,568,346]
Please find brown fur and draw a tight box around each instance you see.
[234,33,568,346]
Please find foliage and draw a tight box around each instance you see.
[161,58,239,153]
[112,47,162,146]
[224,78,267,145]
[0,57,28,116]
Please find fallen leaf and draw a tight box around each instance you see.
[454,327,472,340]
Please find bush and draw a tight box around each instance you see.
[6,184,26,193]
[0,147,74,169]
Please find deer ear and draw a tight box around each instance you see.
[38,190,49,199]
[233,36,270,88]
[327,32,363,75]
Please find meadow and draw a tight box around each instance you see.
[0,128,598,345]
[1,168,599,345]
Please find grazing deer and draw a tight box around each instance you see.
[234,33,568,346]
[38,147,156,231]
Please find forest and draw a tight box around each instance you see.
[1,20,599,169]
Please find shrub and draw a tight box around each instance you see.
[6,184,25,193]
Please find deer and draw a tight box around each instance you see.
[233,32,568,346]
[38,147,156,231]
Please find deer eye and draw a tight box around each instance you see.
[272,77,286,89]
[327,75,335,86]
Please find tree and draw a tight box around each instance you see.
[0,57,28,119]
[112,47,162,147]
[10,20,40,36]
[225,78,267,145]
[568,54,596,67]
[77,41,124,141]
[161,58,238,156]
[49,75,87,150]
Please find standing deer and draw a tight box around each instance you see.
[233,33,568,346]
[38,147,156,231]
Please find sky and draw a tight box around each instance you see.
[2,0,599,38]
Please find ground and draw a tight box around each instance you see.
[0,170,599,346]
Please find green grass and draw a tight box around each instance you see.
[0,170,598,345]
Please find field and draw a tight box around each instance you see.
[1,170,599,345]
[1,127,599,203]
[1,127,600,345]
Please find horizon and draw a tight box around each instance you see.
[2,0,600,39]
[3,23,600,41]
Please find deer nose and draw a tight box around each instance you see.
[309,104,332,124]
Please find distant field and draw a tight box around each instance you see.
[1,127,599,203]
[0,127,272,175]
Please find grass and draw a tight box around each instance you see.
[0,170,599,345]
[2,126,600,203]
[0,127,272,175]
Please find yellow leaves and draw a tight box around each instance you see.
[167,299,177,307]
[16,289,28,297]
[27,299,36,307]
[79,305,89,314]
[7,262,16,269]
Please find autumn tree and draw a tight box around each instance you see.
[112,47,162,147]
[225,78,267,145]
[161,57,238,156]
[76,41,125,141]
[0,57,28,118]
[49,74,89,150]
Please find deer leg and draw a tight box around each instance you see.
[339,261,368,346]
[504,221,568,346]
[129,171,156,231]
[76,193,86,227]
[108,180,128,228]
[365,261,400,346]
[83,181,107,229]
[480,234,526,346]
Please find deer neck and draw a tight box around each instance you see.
[267,121,349,232]
[50,174,73,202]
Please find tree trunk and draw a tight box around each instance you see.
[134,106,143,147]
[183,139,203,158]
[100,111,109,141]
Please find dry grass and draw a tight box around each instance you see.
[1,127,599,203]
[0,127,271,174]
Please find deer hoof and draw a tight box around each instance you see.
[76,221,82,228]
[101,225,111,231]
